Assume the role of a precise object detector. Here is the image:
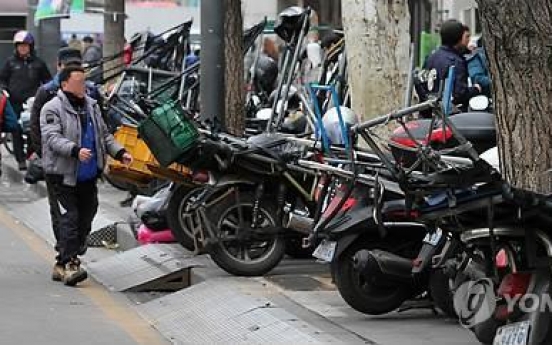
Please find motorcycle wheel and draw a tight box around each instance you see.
[332,238,415,315]
[166,184,203,252]
[208,191,286,277]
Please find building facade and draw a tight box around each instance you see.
[435,0,480,34]
[0,0,27,65]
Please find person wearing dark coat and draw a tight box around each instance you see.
[424,20,482,111]
[0,30,51,170]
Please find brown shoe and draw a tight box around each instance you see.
[52,263,65,281]
[63,259,87,286]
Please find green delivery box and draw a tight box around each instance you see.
[138,101,199,167]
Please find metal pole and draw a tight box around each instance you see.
[200,0,225,130]
[40,19,61,74]
[404,43,415,108]
[28,0,60,74]
[26,0,39,46]
[103,0,125,81]
[26,0,61,74]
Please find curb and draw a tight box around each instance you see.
[0,153,218,283]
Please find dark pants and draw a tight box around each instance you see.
[44,175,61,249]
[49,176,98,265]
[12,128,26,163]
[11,103,26,163]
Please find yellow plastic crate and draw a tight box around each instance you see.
[107,124,156,184]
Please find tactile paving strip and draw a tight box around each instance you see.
[86,244,200,292]
[137,280,330,344]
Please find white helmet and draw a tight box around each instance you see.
[321,106,358,145]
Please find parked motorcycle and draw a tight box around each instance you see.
[300,65,501,314]
[165,129,322,276]
[301,98,467,316]
[305,74,552,344]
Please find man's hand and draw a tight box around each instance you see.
[121,152,133,165]
[474,84,482,93]
[79,148,93,162]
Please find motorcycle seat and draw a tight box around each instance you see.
[245,133,304,163]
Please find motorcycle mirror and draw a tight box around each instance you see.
[469,95,489,111]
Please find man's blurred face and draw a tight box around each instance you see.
[16,43,30,57]
[460,30,471,48]
[61,71,86,98]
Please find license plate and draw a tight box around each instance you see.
[312,240,337,262]
[423,229,443,246]
[493,321,530,345]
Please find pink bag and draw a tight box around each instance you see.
[137,224,176,245]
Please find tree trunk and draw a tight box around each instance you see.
[224,0,245,136]
[476,0,552,193]
[341,0,411,121]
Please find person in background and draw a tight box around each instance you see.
[68,33,82,53]
[0,30,51,171]
[82,36,102,64]
[466,38,492,97]
[424,19,482,111]
[82,36,103,83]
[40,66,132,286]
[184,48,199,68]
[263,38,280,64]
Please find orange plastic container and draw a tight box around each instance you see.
[106,124,156,185]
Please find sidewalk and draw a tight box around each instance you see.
[0,204,167,345]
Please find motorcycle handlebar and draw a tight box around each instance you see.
[353,99,437,132]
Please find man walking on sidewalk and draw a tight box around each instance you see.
[40,66,132,286]
[30,47,103,256]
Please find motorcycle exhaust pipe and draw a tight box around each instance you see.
[353,249,413,284]
[284,212,314,235]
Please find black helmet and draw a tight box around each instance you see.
[274,6,310,43]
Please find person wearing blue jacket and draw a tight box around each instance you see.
[466,39,491,97]
[424,19,483,111]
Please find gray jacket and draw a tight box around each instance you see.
[40,90,123,186]
[83,44,102,65]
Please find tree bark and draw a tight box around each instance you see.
[476,0,552,193]
[341,0,411,120]
[224,0,245,136]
